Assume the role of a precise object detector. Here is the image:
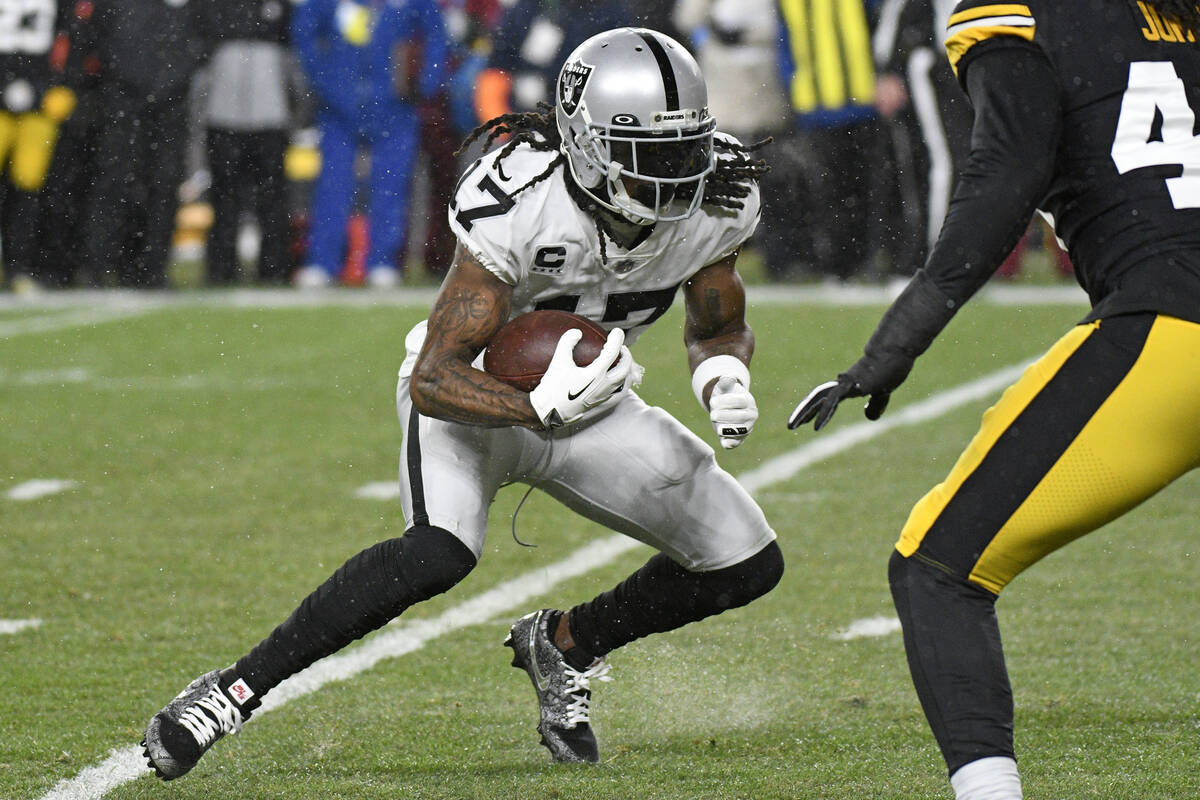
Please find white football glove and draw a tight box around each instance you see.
[529,327,632,428]
[709,376,758,449]
[692,355,756,450]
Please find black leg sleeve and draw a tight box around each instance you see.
[234,525,476,699]
[568,541,783,658]
[888,550,1015,775]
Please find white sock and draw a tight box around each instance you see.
[950,756,1023,800]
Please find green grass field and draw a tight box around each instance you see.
[3,288,1197,800]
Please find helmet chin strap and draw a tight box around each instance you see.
[605,161,659,225]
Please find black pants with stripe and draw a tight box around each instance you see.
[205,128,290,285]
[889,312,1200,773]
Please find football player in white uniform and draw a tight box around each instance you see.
[142,27,782,779]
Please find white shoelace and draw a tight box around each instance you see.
[178,688,243,747]
[561,659,613,726]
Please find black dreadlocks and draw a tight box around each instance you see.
[1129,0,1200,27]
[454,104,770,263]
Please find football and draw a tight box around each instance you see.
[483,310,608,391]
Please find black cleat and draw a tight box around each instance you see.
[504,609,612,763]
[142,669,253,780]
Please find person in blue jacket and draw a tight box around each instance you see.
[292,0,449,288]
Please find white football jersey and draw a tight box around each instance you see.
[447,137,761,344]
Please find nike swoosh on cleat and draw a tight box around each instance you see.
[528,618,552,691]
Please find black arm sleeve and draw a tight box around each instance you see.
[864,39,1064,362]
[922,39,1062,306]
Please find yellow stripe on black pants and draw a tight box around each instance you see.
[896,312,1200,594]
[0,112,59,192]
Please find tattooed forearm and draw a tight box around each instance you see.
[419,351,542,428]
[428,286,496,341]
[409,249,544,429]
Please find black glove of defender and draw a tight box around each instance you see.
[787,349,915,430]
[788,271,959,432]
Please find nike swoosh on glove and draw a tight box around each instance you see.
[529,328,632,428]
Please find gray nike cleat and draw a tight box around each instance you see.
[142,669,252,780]
[504,609,612,763]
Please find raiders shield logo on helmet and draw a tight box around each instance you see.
[558,61,593,116]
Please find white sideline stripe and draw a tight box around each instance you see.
[0,618,42,635]
[832,616,903,641]
[36,750,147,800]
[36,361,1028,800]
[0,307,152,339]
[7,479,79,501]
[354,481,401,501]
[0,284,1086,342]
[736,361,1029,491]
[0,283,1086,323]
[5,367,92,385]
[262,535,644,710]
[32,537,643,800]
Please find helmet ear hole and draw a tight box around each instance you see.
[563,127,607,189]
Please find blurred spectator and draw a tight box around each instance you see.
[627,0,687,43]
[78,0,207,288]
[674,0,790,279]
[33,0,102,289]
[443,0,500,137]
[474,0,630,122]
[196,0,304,287]
[0,0,77,293]
[872,0,970,279]
[292,0,450,289]
[775,0,883,282]
[406,0,501,281]
[996,215,1074,281]
[674,0,787,146]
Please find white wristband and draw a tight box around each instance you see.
[691,355,750,409]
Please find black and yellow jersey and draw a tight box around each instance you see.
[0,0,73,114]
[928,0,1200,324]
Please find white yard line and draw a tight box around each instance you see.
[1,367,92,385]
[35,361,1028,800]
[832,616,904,641]
[0,283,1084,316]
[0,308,153,339]
[6,480,79,501]
[736,362,1028,491]
[354,481,402,500]
[0,619,42,635]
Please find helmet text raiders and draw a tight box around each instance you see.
[554,28,717,225]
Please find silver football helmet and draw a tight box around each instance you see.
[555,28,716,224]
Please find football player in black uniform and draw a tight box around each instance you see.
[790,1,1200,798]
[0,0,76,291]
